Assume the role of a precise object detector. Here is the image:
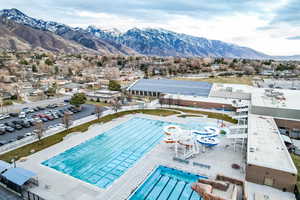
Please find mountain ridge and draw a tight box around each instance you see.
[0,8,298,60]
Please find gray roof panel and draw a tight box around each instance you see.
[128,79,212,97]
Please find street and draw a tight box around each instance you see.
[0,96,69,114]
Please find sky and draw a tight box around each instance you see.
[1,0,300,56]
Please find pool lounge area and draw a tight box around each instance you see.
[17,114,245,200]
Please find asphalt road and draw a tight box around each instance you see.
[0,104,101,142]
[0,96,69,114]
[0,187,22,200]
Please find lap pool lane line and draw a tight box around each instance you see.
[42,118,176,189]
[129,166,203,200]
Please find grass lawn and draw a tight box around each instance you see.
[0,109,179,163]
[175,76,253,86]
[178,114,204,118]
[172,108,238,124]
[291,154,300,188]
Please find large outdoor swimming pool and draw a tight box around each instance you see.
[43,117,204,189]
[129,166,205,200]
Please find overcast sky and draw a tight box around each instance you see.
[1,0,300,56]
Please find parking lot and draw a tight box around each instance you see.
[0,104,103,144]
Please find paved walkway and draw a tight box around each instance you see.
[17,114,245,200]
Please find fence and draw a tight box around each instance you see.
[295,185,300,200]
[22,190,45,200]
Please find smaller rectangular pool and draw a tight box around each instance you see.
[129,166,205,200]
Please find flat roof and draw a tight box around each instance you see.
[0,160,11,173]
[245,181,296,200]
[209,83,253,100]
[247,114,297,174]
[127,79,213,97]
[163,93,244,106]
[2,167,36,186]
[251,88,300,110]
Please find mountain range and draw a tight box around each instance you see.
[0,8,298,60]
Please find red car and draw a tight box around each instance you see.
[44,115,54,120]
[37,114,47,118]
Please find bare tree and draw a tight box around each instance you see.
[62,112,73,130]
[95,105,103,120]
[35,121,45,143]
[112,99,122,113]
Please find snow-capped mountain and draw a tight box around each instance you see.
[0,8,135,55]
[0,8,269,58]
[88,27,268,58]
[0,8,73,35]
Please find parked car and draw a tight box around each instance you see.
[52,114,59,119]
[56,112,63,118]
[47,104,57,108]
[9,113,18,117]
[41,118,48,122]
[25,118,35,126]
[33,107,39,112]
[0,141,8,146]
[0,127,6,135]
[5,122,16,128]
[64,99,70,103]
[21,121,31,128]
[0,114,10,120]
[25,132,34,136]
[39,106,45,110]
[5,126,15,132]
[14,124,23,130]
[22,108,31,114]
[37,114,47,118]
[28,108,34,113]
[45,115,54,120]
[17,135,25,140]
[19,112,26,118]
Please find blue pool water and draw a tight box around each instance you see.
[42,117,205,189]
[129,166,205,200]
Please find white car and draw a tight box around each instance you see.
[19,112,26,118]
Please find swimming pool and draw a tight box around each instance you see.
[129,166,205,200]
[43,117,201,189]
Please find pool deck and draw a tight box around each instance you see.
[18,114,245,200]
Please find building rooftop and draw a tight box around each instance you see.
[251,88,300,110]
[127,79,213,97]
[247,114,297,174]
[245,181,296,200]
[209,83,253,100]
[251,88,300,120]
[163,93,249,107]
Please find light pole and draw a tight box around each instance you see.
[11,156,18,168]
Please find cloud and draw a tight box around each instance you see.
[269,0,300,26]
[286,36,300,40]
[0,0,300,55]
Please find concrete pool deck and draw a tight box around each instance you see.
[17,114,245,200]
